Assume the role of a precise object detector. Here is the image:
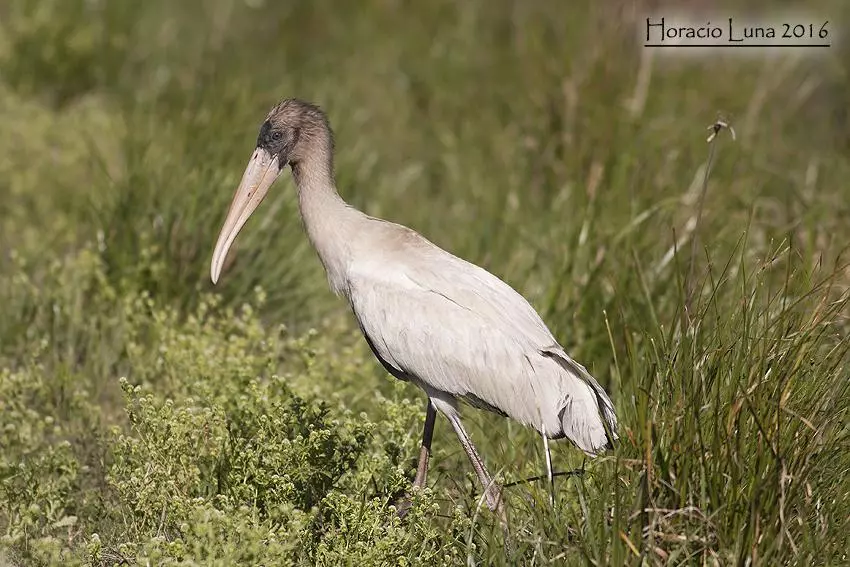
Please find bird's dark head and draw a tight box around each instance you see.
[257,98,333,169]
[210,98,332,284]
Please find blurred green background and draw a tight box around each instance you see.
[1,0,849,565]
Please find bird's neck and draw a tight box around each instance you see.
[291,152,362,296]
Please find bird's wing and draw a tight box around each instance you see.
[345,231,617,449]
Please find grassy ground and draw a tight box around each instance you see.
[1,0,849,564]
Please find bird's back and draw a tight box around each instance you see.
[344,218,618,454]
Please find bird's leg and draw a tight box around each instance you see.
[445,414,504,513]
[445,412,512,552]
[413,400,437,488]
[396,400,437,519]
[542,423,555,508]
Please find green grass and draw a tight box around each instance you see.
[1,0,849,564]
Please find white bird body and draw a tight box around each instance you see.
[348,246,616,453]
[295,153,616,454]
[210,99,618,519]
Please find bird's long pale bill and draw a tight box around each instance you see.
[210,147,281,284]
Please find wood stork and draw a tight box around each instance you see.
[210,99,618,519]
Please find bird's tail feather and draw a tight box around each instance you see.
[542,348,618,455]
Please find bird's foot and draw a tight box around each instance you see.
[481,482,514,556]
[395,495,414,520]
[396,444,431,520]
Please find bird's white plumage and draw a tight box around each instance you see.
[343,218,618,455]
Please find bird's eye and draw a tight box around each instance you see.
[272,131,283,141]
